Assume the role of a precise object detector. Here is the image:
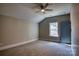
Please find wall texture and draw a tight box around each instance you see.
[71,4,79,55]
[39,14,70,42]
[0,15,38,47]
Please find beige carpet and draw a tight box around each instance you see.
[0,40,73,56]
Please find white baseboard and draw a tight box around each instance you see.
[71,44,79,56]
[0,39,37,51]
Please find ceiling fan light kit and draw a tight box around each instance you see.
[41,9,45,12]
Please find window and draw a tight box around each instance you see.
[49,22,59,37]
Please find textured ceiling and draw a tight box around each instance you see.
[0,3,71,23]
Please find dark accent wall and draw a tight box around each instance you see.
[60,20,71,44]
[39,14,70,42]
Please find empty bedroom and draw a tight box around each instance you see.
[0,3,79,56]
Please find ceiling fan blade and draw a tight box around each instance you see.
[37,3,48,9]
[44,3,48,8]
[37,3,44,9]
[45,9,53,11]
[33,3,41,9]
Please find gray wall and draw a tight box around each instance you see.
[0,15,38,47]
[39,14,70,42]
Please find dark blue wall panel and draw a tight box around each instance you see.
[61,20,71,44]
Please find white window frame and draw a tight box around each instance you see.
[49,22,59,37]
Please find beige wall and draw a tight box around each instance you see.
[0,15,38,46]
[71,4,79,55]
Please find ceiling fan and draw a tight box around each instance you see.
[33,3,53,14]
